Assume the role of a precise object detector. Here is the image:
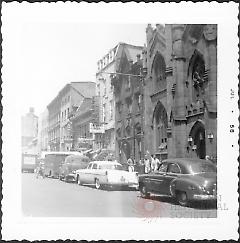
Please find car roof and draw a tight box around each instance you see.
[162,158,211,165]
[90,160,120,165]
[65,154,89,159]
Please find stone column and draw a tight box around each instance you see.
[203,24,217,112]
[171,24,187,158]
[165,24,175,158]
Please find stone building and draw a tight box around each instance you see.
[21,107,38,148]
[111,53,144,164]
[37,109,49,152]
[143,24,217,161]
[96,42,143,151]
[47,82,95,151]
[71,96,100,151]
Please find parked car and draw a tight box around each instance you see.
[138,158,217,207]
[42,151,82,178]
[59,154,90,182]
[75,160,138,190]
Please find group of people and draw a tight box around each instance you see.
[126,151,162,174]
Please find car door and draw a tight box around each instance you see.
[81,162,93,183]
[149,162,168,193]
[90,163,98,183]
[163,162,182,195]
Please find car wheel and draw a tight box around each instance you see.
[177,191,188,207]
[139,184,150,198]
[95,178,101,189]
[77,176,82,185]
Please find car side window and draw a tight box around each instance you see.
[92,163,98,169]
[168,163,181,174]
[158,163,168,173]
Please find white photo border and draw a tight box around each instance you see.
[1,1,239,241]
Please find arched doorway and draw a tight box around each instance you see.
[190,121,206,159]
[152,101,168,154]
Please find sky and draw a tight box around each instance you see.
[18,22,146,116]
[2,4,149,116]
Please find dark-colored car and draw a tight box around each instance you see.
[59,154,90,182]
[138,158,217,207]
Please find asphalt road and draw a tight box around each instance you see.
[22,173,217,218]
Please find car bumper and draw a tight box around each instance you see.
[66,174,77,181]
[192,194,217,200]
[107,181,138,188]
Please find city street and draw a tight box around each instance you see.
[22,173,217,218]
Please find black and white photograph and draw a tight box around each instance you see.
[1,2,239,241]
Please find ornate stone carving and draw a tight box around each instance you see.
[203,24,217,41]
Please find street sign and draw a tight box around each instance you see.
[89,123,104,133]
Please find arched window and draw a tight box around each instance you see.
[152,102,168,152]
[152,53,166,91]
[189,51,207,102]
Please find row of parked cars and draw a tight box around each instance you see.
[42,153,217,207]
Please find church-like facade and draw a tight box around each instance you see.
[143,24,217,162]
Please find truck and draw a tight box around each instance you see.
[22,153,38,173]
[41,151,82,178]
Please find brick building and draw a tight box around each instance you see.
[143,24,217,161]
[47,82,95,151]
[111,53,144,164]
[71,96,100,151]
[96,42,143,151]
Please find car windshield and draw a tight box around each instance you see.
[188,162,217,174]
[99,164,123,170]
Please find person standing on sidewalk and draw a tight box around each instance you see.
[144,154,151,173]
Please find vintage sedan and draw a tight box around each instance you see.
[138,158,217,206]
[59,154,90,182]
[75,161,138,189]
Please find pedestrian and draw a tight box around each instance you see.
[127,157,134,172]
[154,155,161,171]
[151,154,157,172]
[144,154,151,173]
[151,155,159,171]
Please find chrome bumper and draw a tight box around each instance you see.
[193,194,217,200]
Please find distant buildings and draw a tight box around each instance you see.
[38,109,49,152]
[71,96,100,151]
[21,107,38,151]
[47,82,95,151]
[96,43,143,152]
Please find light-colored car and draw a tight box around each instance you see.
[75,160,138,190]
